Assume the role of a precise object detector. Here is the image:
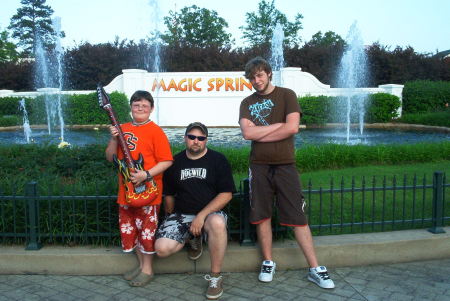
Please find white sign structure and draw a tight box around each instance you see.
[0,67,404,127]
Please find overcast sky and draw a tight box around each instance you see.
[1,0,449,54]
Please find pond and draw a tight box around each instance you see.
[1,127,448,147]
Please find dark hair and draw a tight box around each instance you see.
[244,57,272,81]
[130,90,154,107]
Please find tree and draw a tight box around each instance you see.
[161,5,233,48]
[8,0,56,55]
[240,0,303,47]
[0,29,20,63]
[305,31,345,48]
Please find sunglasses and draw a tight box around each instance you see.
[186,134,207,141]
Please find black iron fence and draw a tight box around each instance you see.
[0,172,448,250]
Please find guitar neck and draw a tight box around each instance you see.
[104,105,136,169]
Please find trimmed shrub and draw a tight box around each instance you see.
[402,80,450,113]
[298,93,401,125]
[365,93,401,122]
[64,92,130,125]
[0,115,20,126]
[298,95,333,125]
[0,92,130,126]
[397,111,450,127]
[0,96,34,115]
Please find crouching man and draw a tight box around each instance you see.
[155,122,236,300]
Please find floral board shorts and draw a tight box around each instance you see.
[155,211,228,244]
[119,204,159,254]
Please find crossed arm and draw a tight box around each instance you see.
[163,191,233,236]
[239,112,300,142]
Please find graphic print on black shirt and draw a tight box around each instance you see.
[180,168,207,180]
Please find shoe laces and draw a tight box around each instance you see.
[316,270,331,280]
[204,274,222,288]
[261,265,274,274]
[189,237,200,250]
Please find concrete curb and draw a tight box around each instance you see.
[1,227,448,275]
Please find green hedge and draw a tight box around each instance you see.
[402,80,450,113]
[0,92,130,126]
[1,142,448,190]
[0,115,20,126]
[0,96,34,126]
[64,92,130,124]
[298,93,401,125]
[365,93,401,122]
[298,96,333,125]
[397,110,450,127]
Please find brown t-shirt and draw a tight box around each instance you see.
[239,86,301,164]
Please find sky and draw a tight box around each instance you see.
[0,0,449,55]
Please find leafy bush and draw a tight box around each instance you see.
[1,142,448,190]
[0,92,130,126]
[397,111,450,127]
[402,80,450,113]
[298,93,401,125]
[365,93,401,122]
[0,96,34,115]
[298,96,333,125]
[0,115,20,126]
[64,91,130,125]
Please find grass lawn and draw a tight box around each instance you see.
[233,160,450,187]
[232,161,449,237]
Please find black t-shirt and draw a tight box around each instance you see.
[163,148,236,215]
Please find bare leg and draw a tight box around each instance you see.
[204,214,227,274]
[154,238,185,258]
[293,225,318,268]
[136,250,154,275]
[256,219,273,261]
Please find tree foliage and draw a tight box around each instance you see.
[305,31,345,48]
[161,5,232,48]
[0,29,20,63]
[8,0,56,55]
[240,0,303,47]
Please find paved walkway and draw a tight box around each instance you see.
[1,259,449,301]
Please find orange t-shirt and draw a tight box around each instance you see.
[116,121,173,205]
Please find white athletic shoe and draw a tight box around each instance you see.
[258,260,276,282]
[307,266,335,289]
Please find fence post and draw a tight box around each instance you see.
[428,171,445,234]
[25,181,42,250]
[240,179,254,246]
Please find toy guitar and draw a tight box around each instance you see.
[97,85,158,207]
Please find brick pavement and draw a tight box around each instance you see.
[1,259,449,301]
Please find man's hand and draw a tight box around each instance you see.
[190,215,205,236]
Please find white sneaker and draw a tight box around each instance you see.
[307,266,335,289]
[258,260,276,282]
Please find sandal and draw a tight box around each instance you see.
[123,266,141,281]
[129,272,154,287]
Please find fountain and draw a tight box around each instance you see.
[19,99,32,143]
[32,17,66,144]
[335,21,369,143]
[147,0,162,124]
[270,23,285,86]
[52,17,66,142]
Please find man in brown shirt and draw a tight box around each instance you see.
[239,57,335,289]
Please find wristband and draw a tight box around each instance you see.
[145,170,153,182]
